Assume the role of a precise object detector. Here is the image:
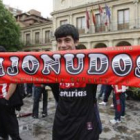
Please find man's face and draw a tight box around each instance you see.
[56,36,78,51]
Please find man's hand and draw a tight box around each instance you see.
[5,83,17,100]
[5,95,10,100]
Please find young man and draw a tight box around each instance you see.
[0,46,21,140]
[52,24,102,140]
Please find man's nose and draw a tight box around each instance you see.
[61,41,66,47]
[60,41,66,49]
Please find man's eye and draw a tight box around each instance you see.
[65,39,70,42]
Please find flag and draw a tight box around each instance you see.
[91,7,96,26]
[86,8,90,29]
[99,4,104,20]
[99,5,107,26]
[105,4,111,24]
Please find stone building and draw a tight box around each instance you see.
[5,4,22,16]
[20,0,140,51]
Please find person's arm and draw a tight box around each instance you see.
[46,83,59,103]
[5,83,17,100]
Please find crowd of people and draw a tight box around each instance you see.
[0,24,131,140]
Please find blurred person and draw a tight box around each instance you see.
[0,46,21,140]
[32,83,48,118]
[26,83,33,97]
[99,85,113,106]
[98,84,106,99]
[110,85,128,124]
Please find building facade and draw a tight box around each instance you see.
[21,21,52,51]
[5,4,22,16]
[21,0,140,51]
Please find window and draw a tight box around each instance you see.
[45,31,50,43]
[118,9,129,30]
[26,34,30,45]
[95,14,105,32]
[60,20,67,25]
[76,17,85,34]
[35,32,39,44]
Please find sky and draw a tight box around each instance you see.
[2,0,53,18]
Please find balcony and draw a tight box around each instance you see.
[22,19,140,47]
[95,25,106,32]
[80,18,140,34]
[118,23,129,30]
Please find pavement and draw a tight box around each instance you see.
[17,86,140,140]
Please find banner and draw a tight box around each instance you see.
[0,46,140,87]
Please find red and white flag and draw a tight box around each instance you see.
[99,5,107,26]
[91,7,96,26]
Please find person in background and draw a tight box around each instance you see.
[99,85,113,106]
[98,84,107,99]
[110,85,128,124]
[32,83,48,118]
[0,46,21,140]
[52,24,102,140]
[26,83,33,97]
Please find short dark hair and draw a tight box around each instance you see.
[0,46,6,52]
[54,24,79,42]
